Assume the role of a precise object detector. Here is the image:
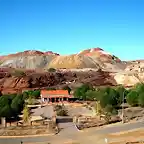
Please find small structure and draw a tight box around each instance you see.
[41,90,73,103]
[1,117,6,127]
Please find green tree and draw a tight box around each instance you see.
[99,87,118,108]
[115,86,126,106]
[11,94,24,114]
[0,94,24,126]
[74,84,93,100]
[107,88,118,106]
[0,105,13,119]
[99,92,109,108]
[138,93,144,107]
[85,90,99,101]
[24,90,40,99]
[27,90,34,98]
[135,83,144,93]
[32,90,40,99]
[23,105,31,123]
[0,96,11,108]
[126,90,138,106]
[22,91,29,100]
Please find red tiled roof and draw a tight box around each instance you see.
[41,90,69,95]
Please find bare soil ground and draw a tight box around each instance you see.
[107,129,144,144]
[0,125,55,136]
[22,129,144,144]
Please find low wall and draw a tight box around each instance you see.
[75,115,121,129]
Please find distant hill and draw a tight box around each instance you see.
[0,48,125,71]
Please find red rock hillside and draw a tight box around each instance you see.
[0,69,117,94]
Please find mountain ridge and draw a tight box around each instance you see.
[0,47,124,71]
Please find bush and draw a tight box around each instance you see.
[48,68,56,72]
[104,105,118,115]
[74,84,93,100]
[138,93,144,107]
[11,70,26,77]
[135,83,144,93]
[54,105,68,116]
[104,112,111,124]
[11,94,24,114]
[126,90,138,106]
[57,108,68,116]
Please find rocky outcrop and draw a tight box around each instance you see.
[113,72,144,86]
[78,47,121,63]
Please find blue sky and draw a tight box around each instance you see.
[0,0,144,60]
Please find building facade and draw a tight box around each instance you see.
[41,90,73,103]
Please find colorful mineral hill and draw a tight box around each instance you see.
[0,47,122,69]
[44,51,60,55]
[78,47,121,63]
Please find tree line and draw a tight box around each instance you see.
[0,90,40,124]
[74,83,144,115]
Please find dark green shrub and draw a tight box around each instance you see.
[11,70,26,77]
[126,90,138,106]
[48,68,56,72]
[54,105,68,116]
[138,93,144,107]
[74,84,93,100]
